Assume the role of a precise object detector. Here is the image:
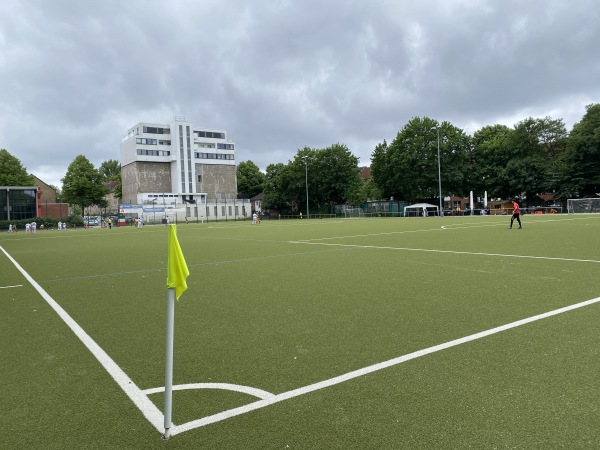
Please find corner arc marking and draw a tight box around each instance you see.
[143,383,275,400]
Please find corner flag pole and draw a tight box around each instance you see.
[163,225,190,440]
[164,288,175,439]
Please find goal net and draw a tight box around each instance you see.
[344,208,365,218]
[567,198,600,214]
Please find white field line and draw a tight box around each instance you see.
[4,236,600,438]
[302,214,600,242]
[0,284,23,289]
[171,295,600,435]
[143,383,275,400]
[288,241,600,264]
[298,227,450,242]
[0,245,165,434]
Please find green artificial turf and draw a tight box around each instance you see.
[1,214,600,448]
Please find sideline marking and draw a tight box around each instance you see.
[288,241,600,264]
[0,245,165,434]
[0,284,23,289]
[171,295,600,435]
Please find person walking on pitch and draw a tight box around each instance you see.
[508,199,522,229]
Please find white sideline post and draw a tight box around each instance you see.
[469,191,474,215]
[484,191,488,215]
[163,288,176,439]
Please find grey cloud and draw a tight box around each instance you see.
[0,0,598,186]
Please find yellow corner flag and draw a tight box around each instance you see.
[167,224,190,299]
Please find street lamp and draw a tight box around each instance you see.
[302,156,309,219]
[437,126,443,216]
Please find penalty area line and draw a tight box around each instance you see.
[288,241,600,264]
[172,294,600,435]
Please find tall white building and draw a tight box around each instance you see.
[120,118,239,220]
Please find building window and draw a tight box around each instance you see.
[217,143,235,150]
[143,126,170,134]
[0,188,37,221]
[136,138,157,145]
[197,175,202,183]
[196,131,225,139]
[194,152,234,160]
[137,149,170,156]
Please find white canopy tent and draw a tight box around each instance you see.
[404,203,439,217]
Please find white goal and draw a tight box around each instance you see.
[567,198,600,214]
[344,208,365,218]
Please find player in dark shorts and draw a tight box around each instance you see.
[509,200,522,229]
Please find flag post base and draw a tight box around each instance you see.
[162,428,171,440]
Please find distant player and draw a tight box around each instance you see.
[508,199,522,229]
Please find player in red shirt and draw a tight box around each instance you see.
[509,199,522,229]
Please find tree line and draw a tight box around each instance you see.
[3,103,599,216]
[0,150,121,217]
[238,103,600,212]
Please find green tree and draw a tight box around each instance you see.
[285,145,362,213]
[371,117,470,203]
[289,147,316,212]
[99,159,122,200]
[237,160,265,198]
[50,185,63,202]
[263,163,292,211]
[99,159,121,180]
[346,178,382,206]
[113,183,122,200]
[0,149,35,186]
[560,104,600,198]
[61,155,107,215]
[370,140,391,198]
[504,116,567,202]
[471,124,514,198]
[313,143,363,207]
[361,178,383,202]
[439,121,473,198]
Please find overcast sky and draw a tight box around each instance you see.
[1,0,598,188]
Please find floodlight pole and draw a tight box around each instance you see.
[437,126,443,215]
[302,156,309,219]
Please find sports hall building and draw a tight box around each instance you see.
[0,186,41,221]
